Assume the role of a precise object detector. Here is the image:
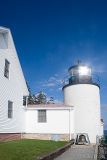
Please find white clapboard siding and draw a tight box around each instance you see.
[0,27,29,133]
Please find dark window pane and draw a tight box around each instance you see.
[4,59,10,79]
[38,110,46,123]
[8,101,13,118]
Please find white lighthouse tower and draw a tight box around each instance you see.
[63,62,103,144]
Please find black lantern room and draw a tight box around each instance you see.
[68,64,92,85]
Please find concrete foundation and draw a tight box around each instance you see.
[22,133,70,141]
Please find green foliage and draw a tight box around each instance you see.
[28,95,37,104]
[0,139,67,160]
[36,91,47,104]
[47,97,54,104]
[24,82,55,105]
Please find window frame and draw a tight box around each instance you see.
[38,110,47,123]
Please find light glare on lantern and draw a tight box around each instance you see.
[78,66,90,75]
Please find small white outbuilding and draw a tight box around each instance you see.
[23,104,74,141]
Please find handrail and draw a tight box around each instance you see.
[63,74,100,87]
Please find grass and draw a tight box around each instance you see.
[0,139,67,160]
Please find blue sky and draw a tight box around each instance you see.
[0,0,107,128]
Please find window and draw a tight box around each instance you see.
[0,32,8,49]
[8,101,13,118]
[38,110,46,123]
[23,96,26,106]
[4,59,10,79]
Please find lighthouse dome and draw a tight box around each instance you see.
[68,64,91,76]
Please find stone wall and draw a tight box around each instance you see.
[0,133,74,141]
[0,133,21,141]
[22,133,70,141]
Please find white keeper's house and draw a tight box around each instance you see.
[0,27,104,144]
